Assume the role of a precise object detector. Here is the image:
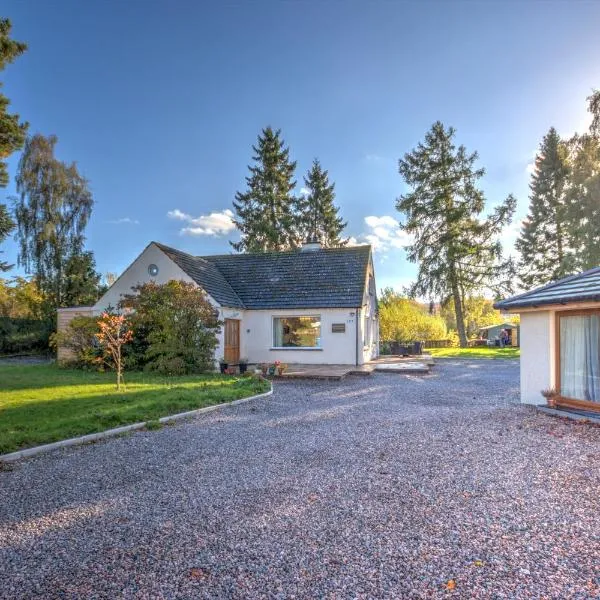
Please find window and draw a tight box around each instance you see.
[559,311,600,403]
[273,316,321,348]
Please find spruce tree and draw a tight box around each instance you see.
[397,122,516,347]
[298,159,347,247]
[566,91,600,271]
[516,127,573,288]
[231,127,299,252]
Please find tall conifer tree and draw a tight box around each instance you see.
[516,127,573,288]
[397,122,516,347]
[231,127,299,252]
[298,159,347,247]
[566,91,600,271]
[0,19,27,271]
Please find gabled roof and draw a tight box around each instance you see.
[494,266,600,310]
[154,243,244,308]
[154,242,372,310]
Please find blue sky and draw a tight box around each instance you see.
[2,1,599,292]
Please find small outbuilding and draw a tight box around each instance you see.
[477,322,519,347]
[495,267,600,410]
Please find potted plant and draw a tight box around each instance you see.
[268,363,276,376]
[218,357,228,374]
[277,362,288,376]
[260,363,269,376]
[239,357,248,374]
[541,388,559,408]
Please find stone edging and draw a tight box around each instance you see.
[0,384,273,464]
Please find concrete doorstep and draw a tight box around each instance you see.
[0,386,273,464]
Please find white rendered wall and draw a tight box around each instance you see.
[519,310,555,405]
[242,308,360,365]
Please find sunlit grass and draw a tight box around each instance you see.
[0,363,269,454]
[429,346,520,359]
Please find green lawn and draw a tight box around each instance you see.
[429,346,520,359]
[0,364,270,454]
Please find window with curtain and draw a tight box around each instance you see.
[559,312,600,402]
[273,316,321,348]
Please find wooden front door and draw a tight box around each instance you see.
[224,319,240,364]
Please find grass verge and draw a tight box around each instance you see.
[429,346,520,359]
[0,363,270,454]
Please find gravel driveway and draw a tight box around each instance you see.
[2,359,600,598]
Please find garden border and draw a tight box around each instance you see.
[0,384,273,463]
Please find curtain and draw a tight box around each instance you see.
[273,318,284,347]
[560,314,600,402]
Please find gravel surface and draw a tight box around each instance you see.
[2,358,600,598]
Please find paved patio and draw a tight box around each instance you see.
[279,354,433,380]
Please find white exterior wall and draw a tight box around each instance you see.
[242,308,360,365]
[519,310,556,405]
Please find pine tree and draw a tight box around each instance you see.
[397,122,516,347]
[298,159,347,247]
[14,134,94,313]
[566,91,600,271]
[63,250,102,306]
[0,19,27,271]
[516,127,573,288]
[0,18,27,188]
[231,127,299,252]
[0,204,14,271]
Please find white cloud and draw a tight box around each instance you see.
[107,217,139,225]
[525,150,537,175]
[167,208,236,237]
[350,215,412,252]
[300,187,310,196]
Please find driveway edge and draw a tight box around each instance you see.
[0,384,273,464]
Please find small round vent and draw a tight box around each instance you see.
[148,264,159,277]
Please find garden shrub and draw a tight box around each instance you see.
[0,317,52,355]
[121,281,222,375]
[50,315,102,368]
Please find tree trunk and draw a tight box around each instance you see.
[451,279,468,347]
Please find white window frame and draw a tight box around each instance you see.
[271,314,322,350]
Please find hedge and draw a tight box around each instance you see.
[0,317,53,355]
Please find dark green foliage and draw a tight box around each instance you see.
[121,280,222,375]
[297,159,347,247]
[0,203,14,271]
[63,251,102,307]
[0,18,28,189]
[0,316,52,355]
[232,127,299,252]
[565,92,600,272]
[13,134,95,313]
[397,122,516,347]
[516,128,574,289]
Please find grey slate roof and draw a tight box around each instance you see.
[154,242,372,310]
[154,243,244,308]
[495,266,600,310]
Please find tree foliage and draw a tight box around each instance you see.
[0,18,27,188]
[63,250,102,307]
[397,122,516,347]
[13,134,96,312]
[232,127,299,252]
[121,280,222,375]
[378,288,447,342]
[516,128,573,288]
[95,312,133,390]
[0,203,14,271]
[0,276,44,318]
[297,159,347,247]
[440,295,514,338]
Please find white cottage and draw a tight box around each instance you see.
[59,241,379,366]
[495,267,600,410]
